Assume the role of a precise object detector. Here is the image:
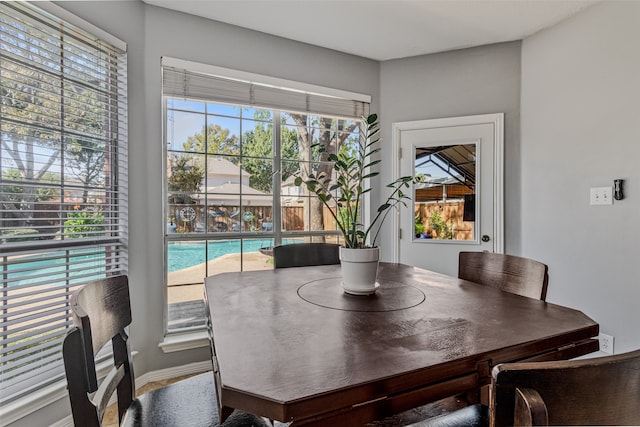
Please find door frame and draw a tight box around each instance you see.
[390,113,504,263]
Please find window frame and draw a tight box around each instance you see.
[161,60,370,335]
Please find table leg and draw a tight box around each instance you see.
[220,405,234,423]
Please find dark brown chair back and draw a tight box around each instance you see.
[63,275,269,427]
[492,349,640,426]
[458,251,548,300]
[273,243,340,268]
[63,275,134,426]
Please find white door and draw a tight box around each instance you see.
[392,114,503,276]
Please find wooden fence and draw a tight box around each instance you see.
[415,202,474,240]
[169,204,336,233]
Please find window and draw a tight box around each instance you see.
[162,60,369,331]
[0,2,127,406]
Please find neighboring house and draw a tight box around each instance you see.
[204,157,251,188]
[280,175,304,205]
[176,157,273,232]
[197,157,271,207]
[198,181,272,207]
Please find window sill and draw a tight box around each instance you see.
[2,380,68,426]
[159,330,210,353]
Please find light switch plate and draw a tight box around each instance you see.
[590,187,613,205]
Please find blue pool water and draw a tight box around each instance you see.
[4,239,301,286]
[4,250,112,287]
[167,239,283,272]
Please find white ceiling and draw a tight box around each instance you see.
[143,0,597,61]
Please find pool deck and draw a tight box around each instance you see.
[167,251,272,302]
[5,252,273,332]
[168,251,272,328]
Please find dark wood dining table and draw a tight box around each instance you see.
[204,262,599,426]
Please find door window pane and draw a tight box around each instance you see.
[413,143,476,241]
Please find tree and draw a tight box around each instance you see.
[66,136,106,204]
[182,124,239,155]
[180,111,299,193]
[289,114,359,234]
[241,113,299,192]
[168,156,204,204]
[1,168,59,230]
[1,27,111,230]
[174,111,360,237]
[64,96,108,204]
[1,57,62,226]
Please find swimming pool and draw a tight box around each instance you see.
[4,249,114,288]
[4,239,295,286]
[167,239,292,272]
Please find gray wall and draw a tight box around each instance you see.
[14,0,640,425]
[13,2,378,425]
[378,41,522,259]
[520,1,640,354]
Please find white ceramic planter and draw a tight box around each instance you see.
[339,247,380,295]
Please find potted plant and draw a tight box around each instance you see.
[295,113,423,295]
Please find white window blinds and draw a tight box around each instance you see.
[0,2,127,407]
[162,60,370,119]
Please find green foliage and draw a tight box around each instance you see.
[414,215,425,235]
[337,206,356,232]
[1,169,59,204]
[1,62,61,145]
[168,156,204,204]
[429,209,454,239]
[66,136,106,195]
[180,113,299,193]
[295,113,425,248]
[182,124,239,154]
[63,210,105,238]
[240,117,299,192]
[64,85,107,196]
[1,50,110,222]
[1,228,38,244]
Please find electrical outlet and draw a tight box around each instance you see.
[598,333,615,354]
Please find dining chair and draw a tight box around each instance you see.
[62,275,270,427]
[273,242,340,268]
[405,349,640,427]
[458,251,549,300]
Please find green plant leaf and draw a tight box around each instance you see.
[377,203,391,212]
[363,160,381,169]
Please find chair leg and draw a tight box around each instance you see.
[480,385,490,406]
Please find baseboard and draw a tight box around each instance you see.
[50,416,73,427]
[50,360,213,427]
[135,360,213,385]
